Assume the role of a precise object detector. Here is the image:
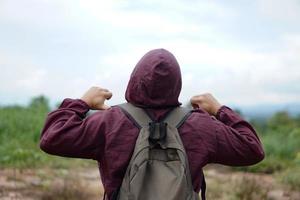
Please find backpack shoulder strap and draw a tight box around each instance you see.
[163,106,192,127]
[164,107,206,200]
[116,103,152,128]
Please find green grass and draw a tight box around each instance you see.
[0,96,92,168]
[278,167,300,190]
[237,111,300,190]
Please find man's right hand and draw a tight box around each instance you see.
[190,93,222,116]
[81,86,113,110]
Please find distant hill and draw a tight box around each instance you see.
[233,103,300,119]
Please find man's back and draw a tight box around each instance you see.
[40,49,264,200]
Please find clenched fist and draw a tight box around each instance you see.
[81,86,113,110]
[190,93,222,116]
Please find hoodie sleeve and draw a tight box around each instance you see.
[208,106,265,166]
[39,98,106,160]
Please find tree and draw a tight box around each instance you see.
[29,95,50,112]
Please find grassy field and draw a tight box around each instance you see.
[238,111,300,190]
[0,96,93,169]
[0,96,299,191]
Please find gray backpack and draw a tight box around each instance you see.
[113,103,206,200]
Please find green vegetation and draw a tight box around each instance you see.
[238,111,300,190]
[0,96,91,168]
[0,96,299,189]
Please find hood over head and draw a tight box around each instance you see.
[125,48,182,108]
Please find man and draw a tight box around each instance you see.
[40,49,264,199]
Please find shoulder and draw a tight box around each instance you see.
[87,106,140,129]
[87,106,126,120]
[181,107,219,135]
[187,108,216,122]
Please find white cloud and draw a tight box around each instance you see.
[184,34,300,105]
[0,52,46,104]
[0,0,66,27]
[258,0,300,22]
[0,0,299,107]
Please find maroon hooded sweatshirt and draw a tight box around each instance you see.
[40,49,264,199]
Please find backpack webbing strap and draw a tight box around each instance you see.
[201,174,206,200]
[116,103,152,128]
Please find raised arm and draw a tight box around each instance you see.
[190,93,265,166]
[40,86,112,160]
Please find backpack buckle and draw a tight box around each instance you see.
[149,122,167,145]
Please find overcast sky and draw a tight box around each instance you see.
[1,0,300,107]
